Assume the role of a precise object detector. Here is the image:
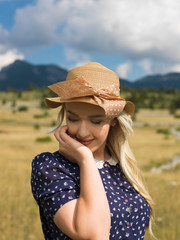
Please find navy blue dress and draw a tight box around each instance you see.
[31,150,150,240]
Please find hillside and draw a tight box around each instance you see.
[0,60,180,90]
[0,60,68,91]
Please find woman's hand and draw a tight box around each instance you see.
[54,125,93,165]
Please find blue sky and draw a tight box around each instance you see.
[0,0,180,81]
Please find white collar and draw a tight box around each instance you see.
[94,157,118,169]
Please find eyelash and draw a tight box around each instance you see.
[67,118,102,125]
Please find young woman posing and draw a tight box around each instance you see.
[31,62,155,240]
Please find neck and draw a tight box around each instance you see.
[93,147,111,162]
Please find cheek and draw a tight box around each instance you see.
[66,123,77,136]
[94,125,110,141]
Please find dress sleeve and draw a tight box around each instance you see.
[31,152,80,220]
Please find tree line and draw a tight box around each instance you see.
[1,86,180,118]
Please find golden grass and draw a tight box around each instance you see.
[0,102,180,240]
[130,126,180,170]
[136,109,180,124]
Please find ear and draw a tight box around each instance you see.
[110,118,117,127]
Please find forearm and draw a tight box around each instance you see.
[74,157,111,239]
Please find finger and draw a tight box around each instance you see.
[54,127,61,141]
[59,125,72,142]
[54,125,68,142]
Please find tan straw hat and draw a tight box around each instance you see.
[45,62,135,119]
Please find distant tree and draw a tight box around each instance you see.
[41,87,57,98]
[174,95,180,108]
[40,99,49,109]
[148,94,157,109]
[167,88,176,94]
[11,99,16,108]
[159,86,166,93]
[18,105,28,111]
[17,91,22,98]
[7,87,14,92]
[2,98,6,105]
[148,100,155,109]
[132,105,139,121]
[28,83,39,91]
[34,123,40,130]
[169,101,176,115]
[159,102,166,109]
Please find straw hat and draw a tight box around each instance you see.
[45,62,135,119]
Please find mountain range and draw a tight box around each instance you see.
[0,60,180,91]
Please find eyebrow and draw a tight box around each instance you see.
[66,110,105,118]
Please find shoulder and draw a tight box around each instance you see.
[32,150,63,166]
[31,150,80,200]
[31,150,79,182]
[32,150,78,169]
[31,151,80,218]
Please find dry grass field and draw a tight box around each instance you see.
[0,96,180,240]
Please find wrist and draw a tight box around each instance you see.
[79,154,94,167]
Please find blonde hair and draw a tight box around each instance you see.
[55,105,155,238]
[107,111,155,238]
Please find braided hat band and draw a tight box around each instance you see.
[45,62,135,119]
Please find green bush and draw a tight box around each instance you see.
[40,100,49,109]
[35,136,52,142]
[2,98,6,105]
[34,124,40,130]
[156,128,170,135]
[33,111,49,118]
[18,106,28,111]
[51,120,57,126]
[174,114,180,118]
[11,99,16,108]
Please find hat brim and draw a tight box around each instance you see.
[124,101,135,117]
[45,96,98,108]
[45,97,135,117]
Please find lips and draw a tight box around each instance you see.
[76,138,94,146]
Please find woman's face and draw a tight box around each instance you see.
[65,102,112,160]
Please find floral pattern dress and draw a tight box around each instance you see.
[31,150,150,240]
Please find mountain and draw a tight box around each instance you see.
[133,73,180,89]
[0,60,180,90]
[0,60,68,91]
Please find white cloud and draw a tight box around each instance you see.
[137,59,152,74]
[10,0,61,46]
[116,62,132,79]
[0,49,24,70]
[1,0,180,75]
[58,0,180,62]
[64,47,91,68]
[170,64,180,73]
[9,0,180,56]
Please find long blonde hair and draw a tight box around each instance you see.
[55,105,155,238]
[107,110,155,238]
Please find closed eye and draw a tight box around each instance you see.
[67,117,78,122]
[91,120,103,125]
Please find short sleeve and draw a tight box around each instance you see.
[31,152,80,220]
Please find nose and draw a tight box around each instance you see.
[76,121,91,139]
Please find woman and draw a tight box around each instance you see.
[31,62,155,240]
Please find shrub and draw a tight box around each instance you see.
[33,111,49,118]
[34,124,40,130]
[11,99,16,108]
[174,114,180,118]
[2,98,6,105]
[51,120,57,126]
[35,136,52,142]
[18,106,28,111]
[156,128,170,135]
[40,100,49,109]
